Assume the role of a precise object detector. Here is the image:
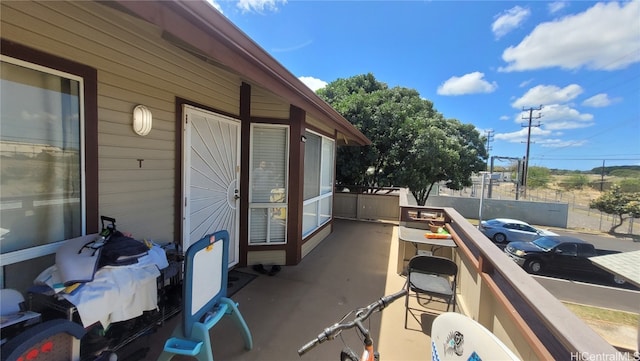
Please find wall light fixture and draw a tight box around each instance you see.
[132,105,152,136]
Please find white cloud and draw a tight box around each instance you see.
[500,1,640,72]
[237,0,287,13]
[495,127,586,149]
[499,115,510,121]
[515,104,594,131]
[299,76,327,91]
[548,1,568,14]
[437,72,498,96]
[519,79,534,88]
[492,6,531,39]
[511,84,583,108]
[494,127,552,142]
[272,40,313,53]
[582,93,613,107]
[538,139,587,148]
[205,0,223,13]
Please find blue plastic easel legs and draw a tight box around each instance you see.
[157,298,252,361]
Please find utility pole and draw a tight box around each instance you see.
[485,129,494,197]
[485,129,494,168]
[600,160,605,192]
[521,106,542,198]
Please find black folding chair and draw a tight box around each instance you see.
[404,255,457,329]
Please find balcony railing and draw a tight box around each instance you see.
[335,188,621,360]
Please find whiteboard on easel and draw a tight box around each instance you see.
[190,237,223,316]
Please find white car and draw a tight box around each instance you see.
[479,218,557,244]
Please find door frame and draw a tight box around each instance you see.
[181,104,241,267]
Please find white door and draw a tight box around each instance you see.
[183,105,240,267]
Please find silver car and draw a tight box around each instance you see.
[479,218,557,243]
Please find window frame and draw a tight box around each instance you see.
[302,130,335,238]
[0,43,98,268]
[248,123,290,245]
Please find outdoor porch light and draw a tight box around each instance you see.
[132,105,152,136]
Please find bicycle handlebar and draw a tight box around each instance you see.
[297,289,407,356]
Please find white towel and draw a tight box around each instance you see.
[35,245,168,328]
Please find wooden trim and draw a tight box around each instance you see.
[1,39,99,233]
[449,221,553,360]
[246,244,287,251]
[239,83,251,266]
[250,116,289,124]
[480,271,554,361]
[287,105,305,264]
[174,99,184,245]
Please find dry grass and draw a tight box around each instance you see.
[563,302,639,327]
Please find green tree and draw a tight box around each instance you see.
[318,73,486,204]
[563,174,589,190]
[526,166,551,189]
[589,184,640,234]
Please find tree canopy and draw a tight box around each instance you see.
[317,73,487,205]
[589,184,640,234]
[526,166,552,189]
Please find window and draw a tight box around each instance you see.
[0,57,85,256]
[302,131,334,237]
[556,243,577,257]
[249,125,288,244]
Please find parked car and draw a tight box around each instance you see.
[479,218,557,243]
[504,235,626,285]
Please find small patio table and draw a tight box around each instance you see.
[397,225,457,274]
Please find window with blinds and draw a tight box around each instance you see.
[249,125,289,244]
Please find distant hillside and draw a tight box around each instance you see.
[590,165,640,177]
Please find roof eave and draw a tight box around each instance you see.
[109,0,370,146]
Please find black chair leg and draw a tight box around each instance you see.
[404,289,409,329]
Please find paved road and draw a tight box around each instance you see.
[534,275,640,314]
[494,228,640,311]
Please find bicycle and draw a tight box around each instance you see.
[297,288,407,361]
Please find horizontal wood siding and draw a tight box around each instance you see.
[1,1,244,242]
[247,250,287,266]
[250,85,290,119]
[305,114,334,137]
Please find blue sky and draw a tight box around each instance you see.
[209,0,639,171]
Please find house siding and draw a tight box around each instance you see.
[305,114,334,138]
[1,1,247,241]
[250,86,291,119]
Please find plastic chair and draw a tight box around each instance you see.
[404,255,457,328]
[157,230,252,361]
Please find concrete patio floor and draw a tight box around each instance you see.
[146,218,435,361]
